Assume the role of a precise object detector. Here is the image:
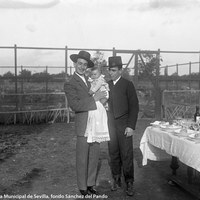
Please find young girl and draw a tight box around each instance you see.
[84,66,110,143]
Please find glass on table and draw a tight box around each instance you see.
[173,116,183,126]
[174,118,193,129]
[191,122,200,131]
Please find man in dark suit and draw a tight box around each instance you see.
[64,51,106,196]
[107,56,139,196]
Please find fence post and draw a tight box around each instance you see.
[189,62,191,89]
[113,47,116,56]
[70,66,72,75]
[199,51,200,90]
[134,52,138,89]
[45,66,48,109]
[46,66,48,93]
[21,65,24,93]
[176,64,179,89]
[155,49,162,119]
[165,66,168,90]
[65,46,68,74]
[176,63,179,75]
[19,65,23,112]
[14,44,18,95]
[14,44,18,123]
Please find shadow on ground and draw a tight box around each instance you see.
[0,120,198,200]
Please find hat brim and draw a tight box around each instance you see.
[105,63,127,68]
[70,54,94,68]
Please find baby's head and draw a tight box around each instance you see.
[90,66,101,80]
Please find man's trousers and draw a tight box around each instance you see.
[76,136,100,190]
[108,114,134,183]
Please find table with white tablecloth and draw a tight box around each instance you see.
[140,126,200,198]
[140,126,200,172]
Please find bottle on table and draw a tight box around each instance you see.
[194,105,200,123]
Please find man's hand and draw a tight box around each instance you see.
[93,90,107,101]
[124,127,136,137]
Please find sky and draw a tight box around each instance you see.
[1,0,200,75]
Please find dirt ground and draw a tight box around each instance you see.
[0,119,198,200]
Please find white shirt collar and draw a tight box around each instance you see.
[75,72,84,78]
[113,76,121,85]
[75,72,87,85]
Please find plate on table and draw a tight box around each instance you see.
[186,132,200,143]
[160,124,181,132]
[150,121,169,128]
[173,129,194,137]
[186,137,200,143]
[188,133,197,138]
[150,121,161,127]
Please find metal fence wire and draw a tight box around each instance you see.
[162,90,200,120]
[1,45,200,124]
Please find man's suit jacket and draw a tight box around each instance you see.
[108,77,139,130]
[64,73,97,136]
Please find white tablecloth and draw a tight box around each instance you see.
[140,126,200,172]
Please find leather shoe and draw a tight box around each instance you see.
[87,186,99,195]
[126,182,135,196]
[111,178,122,191]
[79,190,89,196]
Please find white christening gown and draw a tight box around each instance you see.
[85,101,110,143]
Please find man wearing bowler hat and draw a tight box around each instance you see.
[107,56,139,196]
[64,50,106,196]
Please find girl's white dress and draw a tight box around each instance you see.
[84,75,110,143]
[85,101,110,143]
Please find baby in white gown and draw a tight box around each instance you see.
[84,66,110,143]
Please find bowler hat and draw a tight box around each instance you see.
[70,50,94,68]
[108,56,126,69]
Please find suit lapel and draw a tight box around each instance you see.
[85,76,91,89]
[109,80,114,91]
[114,76,122,87]
[74,73,89,92]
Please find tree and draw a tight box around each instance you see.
[171,72,178,76]
[3,71,14,78]
[91,50,107,67]
[91,50,133,81]
[32,70,51,82]
[19,69,32,82]
[138,53,163,119]
[137,53,163,87]
[138,54,162,77]
[91,51,110,80]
